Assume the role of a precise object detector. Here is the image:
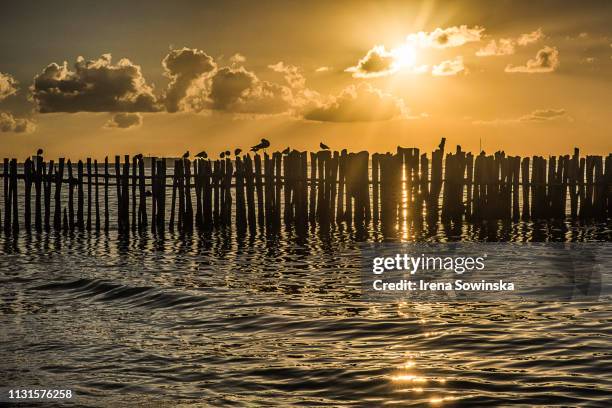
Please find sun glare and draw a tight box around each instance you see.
[391,44,417,68]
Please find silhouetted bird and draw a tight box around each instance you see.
[195,151,207,159]
[282,147,290,155]
[250,138,271,152]
[134,153,143,160]
[225,150,231,157]
[182,151,190,158]
[320,142,329,150]
[36,148,43,156]
[234,148,242,156]
[220,152,225,159]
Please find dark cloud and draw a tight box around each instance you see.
[304,83,405,122]
[0,72,18,101]
[0,112,36,133]
[162,47,216,112]
[505,46,560,73]
[31,54,159,112]
[345,46,397,78]
[407,25,484,49]
[105,112,142,129]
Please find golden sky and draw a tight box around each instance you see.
[0,0,611,159]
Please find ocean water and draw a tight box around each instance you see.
[1,222,611,407]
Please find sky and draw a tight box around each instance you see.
[0,0,611,160]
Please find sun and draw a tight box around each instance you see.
[391,44,417,69]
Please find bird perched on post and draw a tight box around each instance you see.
[36,148,43,156]
[195,151,207,159]
[182,151,190,158]
[225,150,231,157]
[250,138,271,153]
[134,153,143,160]
[320,142,329,150]
[234,148,242,156]
[220,152,225,159]
[282,147,290,155]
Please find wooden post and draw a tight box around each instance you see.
[2,159,7,234]
[309,152,317,224]
[87,158,92,230]
[94,159,100,231]
[244,155,256,231]
[104,157,109,232]
[77,160,84,230]
[132,157,137,231]
[68,160,75,231]
[44,160,53,231]
[184,158,193,231]
[138,157,146,230]
[235,156,247,231]
[54,158,65,231]
[114,156,122,231]
[254,155,264,228]
[34,156,43,232]
[10,159,18,234]
[24,158,32,231]
[521,157,530,220]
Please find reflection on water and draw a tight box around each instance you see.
[0,222,611,406]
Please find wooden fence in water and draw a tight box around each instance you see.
[1,139,611,235]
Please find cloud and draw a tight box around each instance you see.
[406,25,484,49]
[268,61,306,88]
[0,72,18,101]
[304,83,406,122]
[476,39,515,56]
[315,66,330,72]
[476,28,544,57]
[162,47,216,112]
[519,108,566,122]
[517,28,544,46]
[105,112,142,129]
[505,46,559,73]
[31,54,159,113]
[472,108,566,125]
[345,45,397,78]
[229,53,246,64]
[0,112,36,133]
[432,57,466,76]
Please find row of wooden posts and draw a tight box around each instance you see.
[1,139,611,235]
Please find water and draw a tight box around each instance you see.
[1,222,611,407]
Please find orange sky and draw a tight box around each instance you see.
[0,0,611,159]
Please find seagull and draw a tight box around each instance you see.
[234,148,242,156]
[320,142,329,150]
[282,147,290,155]
[220,152,225,159]
[36,148,43,156]
[225,150,231,157]
[195,151,207,159]
[182,151,190,158]
[250,138,271,153]
[134,153,143,160]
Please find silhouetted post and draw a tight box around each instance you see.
[235,156,246,231]
[212,160,220,227]
[521,157,530,220]
[122,155,130,232]
[316,151,328,225]
[254,155,264,228]
[24,158,32,231]
[193,159,202,230]
[44,160,53,231]
[283,153,293,225]
[34,155,43,232]
[176,159,185,231]
[86,158,92,230]
[151,158,157,233]
[54,158,65,230]
[330,151,339,224]
[201,160,211,230]
[169,160,178,231]
[157,159,167,232]
[10,159,18,234]
[224,158,233,226]
[77,160,84,230]
[94,159,100,231]
[132,157,137,231]
[244,155,256,231]
[428,138,445,222]
[184,158,193,231]
[336,150,346,223]
[138,156,146,230]
[309,152,316,224]
[114,156,122,231]
[104,157,109,231]
[371,153,379,223]
[465,153,474,220]
[2,159,7,233]
[68,160,75,231]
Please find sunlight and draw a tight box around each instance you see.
[391,44,417,68]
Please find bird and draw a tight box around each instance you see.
[182,151,190,158]
[134,153,143,160]
[36,148,43,156]
[282,147,290,155]
[250,138,271,153]
[225,150,231,157]
[320,142,329,150]
[220,152,226,159]
[195,151,207,159]
[234,148,242,156]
